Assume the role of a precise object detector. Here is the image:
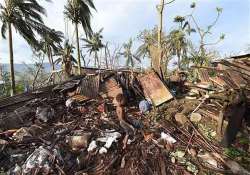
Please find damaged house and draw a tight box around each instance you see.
[0,54,250,174]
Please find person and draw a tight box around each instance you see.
[115,93,135,149]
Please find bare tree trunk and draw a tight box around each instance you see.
[158,0,164,50]
[104,44,109,69]
[48,52,55,84]
[95,51,100,69]
[32,55,45,90]
[75,22,81,75]
[8,22,15,96]
[178,54,181,70]
[157,0,165,78]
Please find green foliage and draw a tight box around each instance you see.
[190,2,196,8]
[136,27,159,59]
[0,72,25,97]
[64,0,96,38]
[224,147,245,159]
[167,29,188,69]
[119,39,141,68]
[38,29,64,67]
[0,0,51,49]
[54,40,77,77]
[216,7,223,13]
[82,28,105,67]
[172,2,225,69]
[174,16,185,23]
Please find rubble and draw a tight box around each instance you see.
[0,58,250,174]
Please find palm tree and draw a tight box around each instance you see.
[55,40,77,78]
[0,0,49,95]
[119,39,141,68]
[167,29,188,70]
[82,28,104,68]
[39,29,64,73]
[64,0,96,74]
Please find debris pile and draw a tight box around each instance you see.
[0,56,250,175]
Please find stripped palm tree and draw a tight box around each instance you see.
[82,28,104,68]
[55,40,77,78]
[119,39,141,68]
[64,0,96,74]
[0,0,50,95]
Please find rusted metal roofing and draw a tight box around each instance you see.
[139,72,173,106]
[0,85,55,113]
[76,74,100,98]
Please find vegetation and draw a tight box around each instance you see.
[119,39,141,68]
[39,29,64,75]
[0,0,53,95]
[55,40,77,79]
[64,0,96,74]
[183,2,225,67]
[82,28,105,68]
[0,0,228,96]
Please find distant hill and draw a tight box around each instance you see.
[1,63,60,73]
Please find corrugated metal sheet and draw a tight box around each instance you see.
[0,85,55,113]
[139,72,173,106]
[77,74,100,98]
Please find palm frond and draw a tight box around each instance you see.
[64,0,96,38]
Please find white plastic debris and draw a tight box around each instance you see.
[66,98,74,108]
[97,131,121,149]
[99,147,108,154]
[87,141,97,152]
[104,137,116,149]
[160,132,177,144]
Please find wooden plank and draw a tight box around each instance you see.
[139,72,173,106]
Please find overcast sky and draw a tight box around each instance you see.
[0,0,249,64]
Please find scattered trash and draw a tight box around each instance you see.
[99,147,108,154]
[160,132,176,144]
[12,127,32,142]
[22,146,62,174]
[139,100,151,113]
[36,106,55,123]
[66,133,91,151]
[0,61,249,174]
[87,140,97,152]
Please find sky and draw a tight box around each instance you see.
[0,0,249,64]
